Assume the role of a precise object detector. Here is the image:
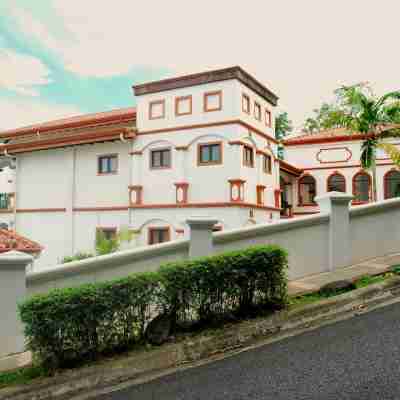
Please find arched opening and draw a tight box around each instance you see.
[353,172,371,202]
[327,173,346,193]
[384,170,400,199]
[298,175,316,206]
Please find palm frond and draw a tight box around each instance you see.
[375,91,400,109]
[360,139,376,169]
[377,143,400,167]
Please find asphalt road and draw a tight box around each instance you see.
[99,302,400,400]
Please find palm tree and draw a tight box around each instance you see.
[325,84,400,201]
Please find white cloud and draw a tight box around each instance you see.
[0,98,82,131]
[0,49,51,96]
[9,0,400,128]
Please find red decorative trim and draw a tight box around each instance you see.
[129,151,143,156]
[293,211,319,215]
[284,133,370,146]
[175,145,189,151]
[5,127,133,154]
[174,182,189,204]
[175,228,184,234]
[74,206,129,212]
[175,95,192,116]
[16,208,66,213]
[229,179,245,202]
[149,99,165,120]
[129,201,281,212]
[204,90,222,112]
[136,119,278,144]
[298,173,317,206]
[129,185,143,205]
[274,189,281,208]
[228,140,248,146]
[303,161,396,171]
[352,170,372,203]
[257,185,266,205]
[316,147,352,164]
[326,171,346,193]
[383,168,400,199]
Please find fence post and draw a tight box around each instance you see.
[316,192,354,271]
[186,216,218,258]
[0,251,33,358]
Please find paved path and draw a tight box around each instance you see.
[288,252,400,296]
[99,302,400,400]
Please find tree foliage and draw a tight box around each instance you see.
[275,112,293,139]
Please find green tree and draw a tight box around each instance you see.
[324,83,400,201]
[95,226,135,256]
[275,112,293,159]
[303,102,340,133]
[275,112,293,140]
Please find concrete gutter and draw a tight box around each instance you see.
[2,276,400,400]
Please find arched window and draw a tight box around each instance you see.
[298,175,316,205]
[384,170,400,199]
[327,173,346,193]
[353,172,371,202]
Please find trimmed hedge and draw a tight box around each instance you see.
[19,245,288,369]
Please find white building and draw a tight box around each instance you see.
[0,66,399,269]
[0,67,282,268]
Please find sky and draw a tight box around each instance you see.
[0,0,399,132]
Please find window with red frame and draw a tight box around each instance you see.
[327,173,346,192]
[353,172,370,202]
[243,146,254,167]
[298,175,316,205]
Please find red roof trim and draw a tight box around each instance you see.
[279,159,303,176]
[284,133,369,146]
[0,107,136,140]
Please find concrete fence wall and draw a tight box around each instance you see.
[1,192,400,358]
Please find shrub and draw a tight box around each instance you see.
[19,245,288,369]
[61,252,94,264]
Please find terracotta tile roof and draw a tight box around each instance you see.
[283,127,358,145]
[0,229,42,254]
[0,107,137,140]
[283,124,400,146]
[279,159,303,177]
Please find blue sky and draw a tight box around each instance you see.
[1,0,399,131]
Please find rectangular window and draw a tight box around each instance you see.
[204,91,222,112]
[150,148,171,169]
[265,109,272,127]
[256,186,265,205]
[149,100,165,120]
[198,143,222,165]
[97,227,117,241]
[242,94,250,114]
[98,154,118,174]
[263,154,272,174]
[243,145,254,167]
[149,228,170,245]
[175,96,192,116]
[254,102,261,121]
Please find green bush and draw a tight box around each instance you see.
[19,245,287,369]
[61,252,94,264]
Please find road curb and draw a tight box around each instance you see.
[2,275,400,400]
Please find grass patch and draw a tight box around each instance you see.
[354,273,392,289]
[0,365,49,389]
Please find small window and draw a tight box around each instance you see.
[263,154,272,174]
[254,102,261,121]
[256,186,265,205]
[298,175,316,205]
[175,96,192,116]
[265,109,272,127]
[243,146,254,167]
[204,91,222,112]
[353,172,370,202]
[149,228,170,245]
[150,148,171,169]
[385,170,400,199]
[198,143,222,165]
[98,154,118,174]
[328,173,346,192]
[149,100,165,120]
[97,227,117,241]
[242,94,250,114]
